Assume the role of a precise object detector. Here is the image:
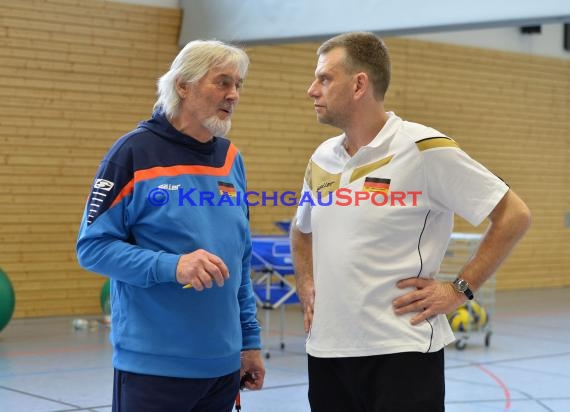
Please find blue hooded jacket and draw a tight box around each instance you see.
[76,111,261,378]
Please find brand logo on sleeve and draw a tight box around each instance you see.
[93,179,115,191]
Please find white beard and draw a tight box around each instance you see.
[203,116,231,137]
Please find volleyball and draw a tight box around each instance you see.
[478,305,488,327]
[448,307,473,332]
[466,300,489,328]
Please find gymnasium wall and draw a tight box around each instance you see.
[0,0,181,317]
[0,1,568,318]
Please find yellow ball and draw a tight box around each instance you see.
[477,305,488,328]
[466,300,489,328]
[449,308,473,332]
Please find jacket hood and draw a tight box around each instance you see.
[138,110,220,154]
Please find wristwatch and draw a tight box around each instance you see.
[452,277,474,300]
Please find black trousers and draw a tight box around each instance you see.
[112,368,240,412]
[308,350,445,412]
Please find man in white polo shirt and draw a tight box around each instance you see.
[291,32,531,412]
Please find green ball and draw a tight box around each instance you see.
[100,279,111,315]
[0,268,15,332]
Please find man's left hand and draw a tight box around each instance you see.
[392,277,465,325]
[240,349,265,390]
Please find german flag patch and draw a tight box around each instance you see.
[218,181,236,197]
[363,177,390,193]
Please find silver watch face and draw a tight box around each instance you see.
[454,279,468,292]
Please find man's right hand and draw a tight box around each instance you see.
[176,249,229,291]
[290,218,315,333]
[298,281,315,333]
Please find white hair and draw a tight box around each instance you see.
[154,40,249,119]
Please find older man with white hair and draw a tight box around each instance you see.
[77,40,264,412]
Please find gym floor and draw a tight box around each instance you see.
[0,288,569,412]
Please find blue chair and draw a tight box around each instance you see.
[251,234,299,358]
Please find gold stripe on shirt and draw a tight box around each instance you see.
[349,155,394,183]
[309,161,341,196]
[416,137,459,151]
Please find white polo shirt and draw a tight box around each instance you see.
[295,112,508,357]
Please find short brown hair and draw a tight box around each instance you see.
[318,32,391,100]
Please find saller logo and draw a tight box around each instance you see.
[316,181,334,192]
[93,179,115,191]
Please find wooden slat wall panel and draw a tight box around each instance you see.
[0,0,181,318]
